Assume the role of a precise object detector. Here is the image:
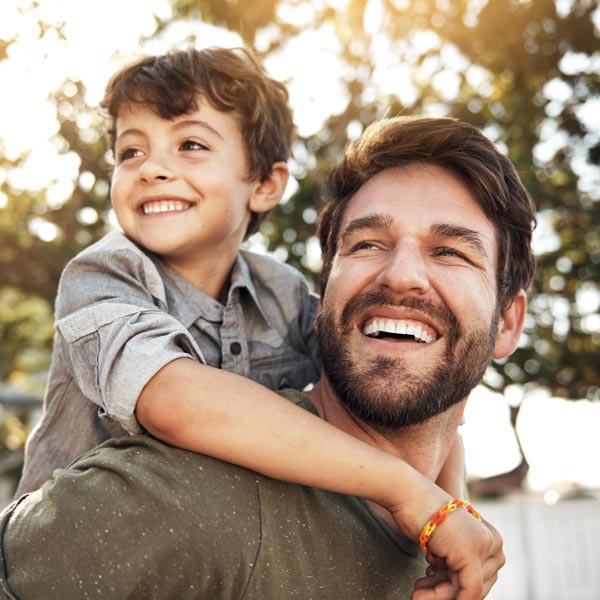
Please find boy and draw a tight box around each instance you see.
[17,47,498,592]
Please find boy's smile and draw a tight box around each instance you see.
[110,99,260,296]
[138,197,194,216]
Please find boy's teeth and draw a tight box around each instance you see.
[142,201,190,215]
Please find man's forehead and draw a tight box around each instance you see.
[337,165,498,257]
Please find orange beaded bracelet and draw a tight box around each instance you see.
[419,498,482,553]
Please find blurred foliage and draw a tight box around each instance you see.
[0,0,599,478]
[0,288,53,387]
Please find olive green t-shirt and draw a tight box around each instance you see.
[0,391,425,599]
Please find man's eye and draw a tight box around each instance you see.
[180,139,209,151]
[437,247,469,261]
[351,241,379,252]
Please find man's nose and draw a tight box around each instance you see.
[138,153,175,183]
[375,240,431,294]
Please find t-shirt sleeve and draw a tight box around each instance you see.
[54,243,205,434]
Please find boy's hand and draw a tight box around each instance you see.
[410,516,505,600]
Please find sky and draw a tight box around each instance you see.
[1,0,600,496]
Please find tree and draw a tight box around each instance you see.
[0,0,598,491]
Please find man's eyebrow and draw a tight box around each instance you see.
[431,222,490,259]
[340,214,394,241]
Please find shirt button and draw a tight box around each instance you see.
[230,342,242,355]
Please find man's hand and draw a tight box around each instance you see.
[410,516,505,600]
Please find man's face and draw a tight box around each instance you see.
[317,163,502,429]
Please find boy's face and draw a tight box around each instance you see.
[110,98,256,277]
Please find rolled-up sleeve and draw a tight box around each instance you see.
[54,236,205,434]
[57,304,204,433]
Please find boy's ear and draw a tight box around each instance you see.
[249,162,289,213]
[492,289,527,360]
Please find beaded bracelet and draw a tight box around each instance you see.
[419,498,482,553]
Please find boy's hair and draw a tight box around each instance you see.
[101,46,294,237]
[317,116,537,311]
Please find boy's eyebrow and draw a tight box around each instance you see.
[430,222,490,259]
[116,128,145,142]
[116,120,224,142]
[173,119,224,140]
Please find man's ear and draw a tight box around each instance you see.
[249,161,289,213]
[492,289,527,360]
[314,301,323,331]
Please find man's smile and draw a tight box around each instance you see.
[362,317,437,343]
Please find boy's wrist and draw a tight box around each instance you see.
[382,473,452,541]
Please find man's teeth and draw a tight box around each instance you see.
[142,201,190,215]
[363,319,437,343]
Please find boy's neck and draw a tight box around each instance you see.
[162,251,236,304]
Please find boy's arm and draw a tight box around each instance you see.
[137,358,448,533]
[138,358,504,599]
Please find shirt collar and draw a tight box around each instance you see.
[151,252,270,329]
[227,251,271,326]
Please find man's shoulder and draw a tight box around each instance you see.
[8,435,264,555]
[1,429,425,599]
[73,434,260,489]
[1,436,263,598]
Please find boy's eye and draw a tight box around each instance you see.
[117,147,143,163]
[180,139,209,151]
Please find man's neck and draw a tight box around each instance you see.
[306,376,465,483]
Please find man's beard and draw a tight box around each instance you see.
[317,291,499,430]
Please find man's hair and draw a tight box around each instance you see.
[101,46,294,237]
[317,116,536,311]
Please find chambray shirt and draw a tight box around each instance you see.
[16,231,320,496]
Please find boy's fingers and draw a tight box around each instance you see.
[411,578,459,600]
[413,568,451,589]
[453,562,484,600]
[425,555,448,574]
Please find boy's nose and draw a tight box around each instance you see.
[138,155,175,183]
[375,240,431,295]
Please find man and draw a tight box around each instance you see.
[0,116,535,600]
